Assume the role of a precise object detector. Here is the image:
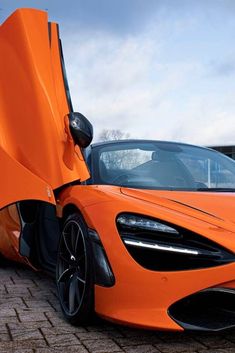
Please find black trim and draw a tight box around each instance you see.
[166,198,222,220]
[169,288,235,331]
[48,22,52,46]
[88,229,115,287]
[56,24,73,112]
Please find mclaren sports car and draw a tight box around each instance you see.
[1,9,235,332]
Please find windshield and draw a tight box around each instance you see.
[91,141,235,191]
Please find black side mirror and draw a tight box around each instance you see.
[68,112,93,148]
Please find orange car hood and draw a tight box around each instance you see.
[0,9,89,209]
[121,188,235,224]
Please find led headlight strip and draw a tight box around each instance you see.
[117,213,199,256]
[117,214,179,235]
[123,239,199,255]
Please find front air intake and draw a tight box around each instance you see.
[169,288,235,331]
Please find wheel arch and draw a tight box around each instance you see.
[62,203,80,220]
[61,202,92,228]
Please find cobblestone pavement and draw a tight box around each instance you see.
[1,261,235,353]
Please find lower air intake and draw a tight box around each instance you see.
[169,288,235,331]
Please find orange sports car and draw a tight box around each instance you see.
[1,8,235,332]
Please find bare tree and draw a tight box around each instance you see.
[97,129,146,170]
[98,129,130,142]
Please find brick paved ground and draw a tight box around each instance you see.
[1,261,235,353]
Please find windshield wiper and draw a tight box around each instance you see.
[196,188,235,192]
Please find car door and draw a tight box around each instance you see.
[0,8,90,207]
[0,9,90,261]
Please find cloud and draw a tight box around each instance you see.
[59,0,235,147]
[63,27,200,140]
[63,18,235,146]
[2,1,235,147]
[0,0,163,34]
[208,59,235,77]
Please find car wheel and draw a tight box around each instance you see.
[56,213,94,325]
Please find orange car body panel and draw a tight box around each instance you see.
[0,8,89,207]
[0,8,89,263]
[58,185,235,330]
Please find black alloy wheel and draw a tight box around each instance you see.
[56,213,94,324]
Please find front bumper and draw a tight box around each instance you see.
[64,188,235,331]
[85,208,235,331]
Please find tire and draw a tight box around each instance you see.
[56,213,94,325]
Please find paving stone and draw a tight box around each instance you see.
[195,334,233,349]
[83,339,122,353]
[157,332,191,342]
[36,346,89,353]
[75,330,114,340]
[0,325,7,333]
[10,328,43,341]
[0,349,33,353]
[0,339,47,350]
[10,279,37,286]
[43,314,71,327]
[47,299,61,311]
[115,335,162,347]
[5,285,32,295]
[0,316,20,324]
[122,344,160,353]
[45,333,81,347]
[106,330,126,339]
[224,333,235,344]
[120,328,144,337]
[16,309,48,322]
[41,326,87,335]
[0,297,25,309]
[8,320,52,330]
[198,349,235,353]
[154,339,205,353]
[24,299,56,309]
[0,333,11,341]
[87,323,121,332]
[0,308,17,316]
[28,288,57,298]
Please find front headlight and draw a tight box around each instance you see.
[116,213,235,271]
[117,214,179,235]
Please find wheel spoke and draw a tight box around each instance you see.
[77,253,85,263]
[59,253,70,264]
[71,224,77,253]
[58,267,74,284]
[68,276,77,313]
[74,227,81,253]
[57,217,91,318]
[77,275,85,284]
[75,282,81,303]
[62,231,73,257]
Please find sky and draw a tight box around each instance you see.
[1,1,235,145]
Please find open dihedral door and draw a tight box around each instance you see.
[0,8,90,263]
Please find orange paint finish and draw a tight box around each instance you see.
[0,147,55,211]
[59,185,235,330]
[217,280,235,289]
[0,8,89,210]
[0,205,24,262]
